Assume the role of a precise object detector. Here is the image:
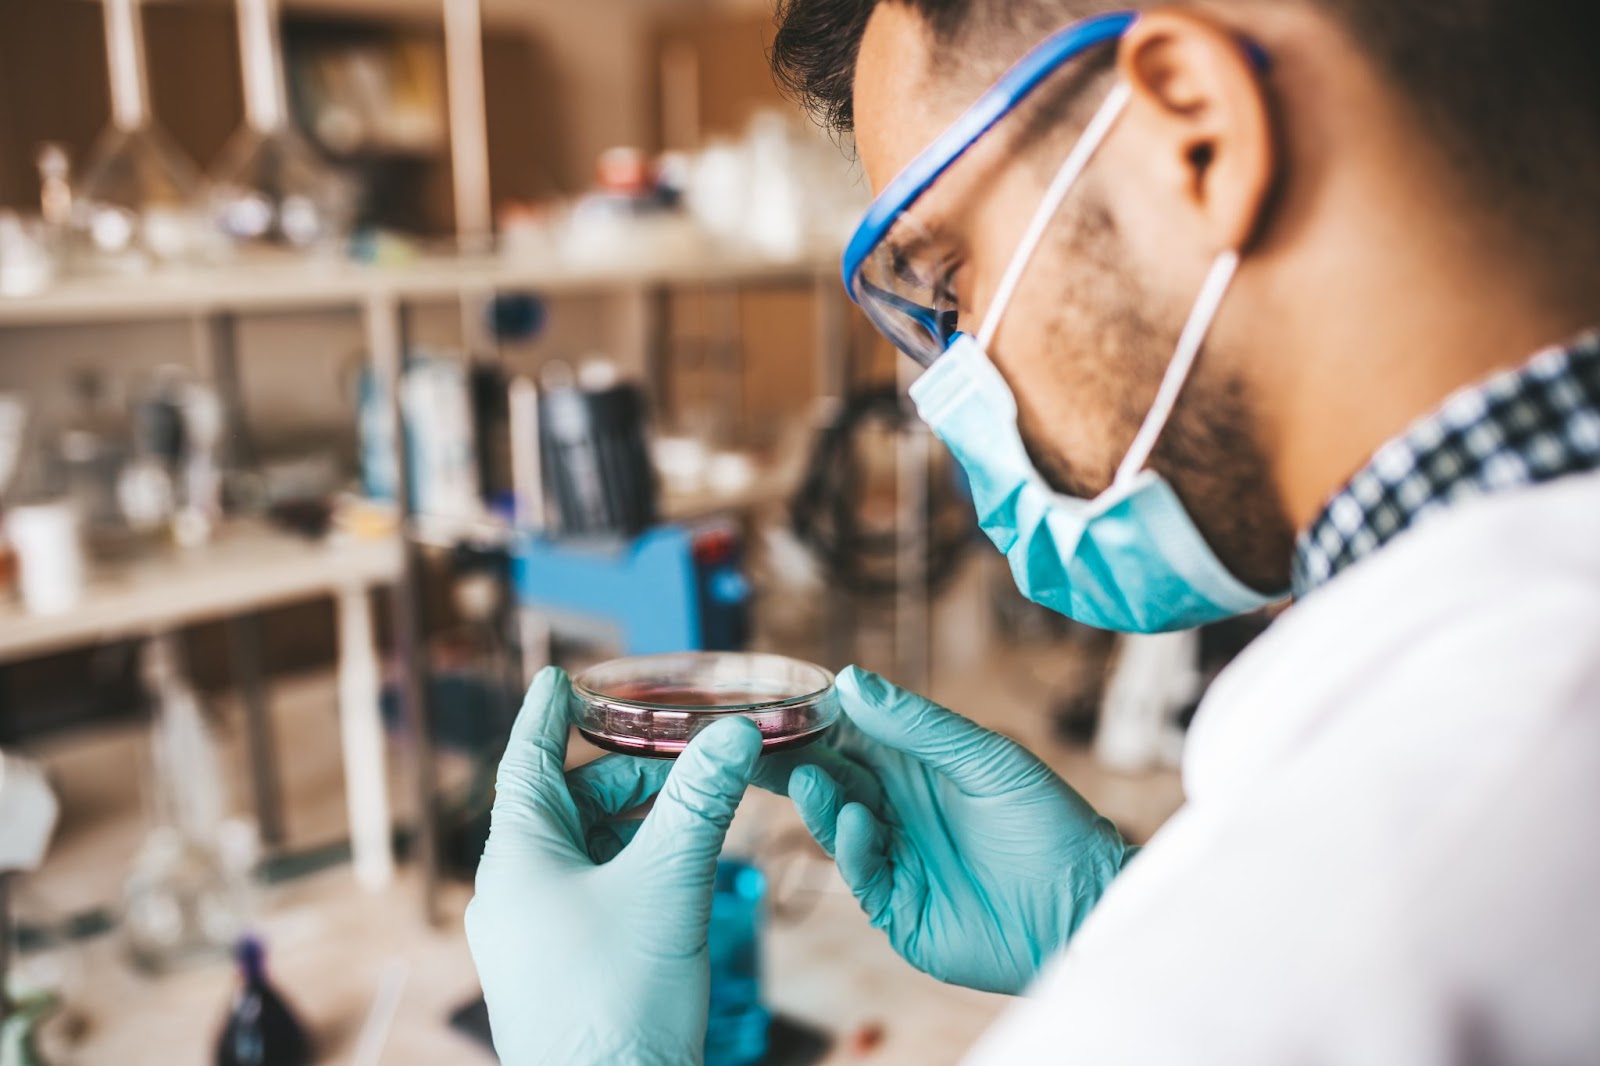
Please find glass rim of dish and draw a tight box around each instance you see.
[571,651,836,715]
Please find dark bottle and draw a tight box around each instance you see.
[539,375,659,538]
[214,938,313,1066]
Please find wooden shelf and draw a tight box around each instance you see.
[0,521,403,665]
[0,247,840,327]
[280,0,562,19]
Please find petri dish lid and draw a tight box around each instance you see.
[574,651,833,711]
[571,652,840,758]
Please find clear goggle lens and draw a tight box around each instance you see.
[850,214,961,369]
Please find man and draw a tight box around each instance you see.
[466,2,1600,1061]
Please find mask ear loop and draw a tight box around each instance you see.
[976,83,1133,351]
[1113,249,1241,487]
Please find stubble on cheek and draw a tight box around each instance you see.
[1014,385,1118,500]
[1004,199,1168,502]
[985,189,1295,591]
[1154,370,1295,592]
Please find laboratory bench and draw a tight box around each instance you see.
[16,646,1185,1065]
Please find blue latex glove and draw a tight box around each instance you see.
[465,667,764,1066]
[770,666,1136,995]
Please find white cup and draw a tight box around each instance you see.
[6,501,86,616]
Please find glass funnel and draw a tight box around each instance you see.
[71,0,210,275]
[210,0,352,257]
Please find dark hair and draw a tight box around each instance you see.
[771,0,1600,243]
[772,0,1117,133]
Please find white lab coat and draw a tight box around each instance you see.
[967,471,1600,1065]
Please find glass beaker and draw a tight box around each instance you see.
[571,652,840,758]
[0,212,57,297]
[209,0,352,257]
[70,0,210,275]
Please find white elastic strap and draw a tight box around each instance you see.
[977,83,1133,350]
[1114,250,1241,487]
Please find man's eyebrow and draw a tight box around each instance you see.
[883,213,953,276]
[885,224,931,262]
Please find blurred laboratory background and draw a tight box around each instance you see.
[0,0,1224,1063]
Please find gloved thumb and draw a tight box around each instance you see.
[837,665,1051,796]
[629,716,763,868]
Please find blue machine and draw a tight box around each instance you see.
[511,524,750,656]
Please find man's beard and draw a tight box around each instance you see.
[1012,193,1295,595]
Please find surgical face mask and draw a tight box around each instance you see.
[908,84,1281,632]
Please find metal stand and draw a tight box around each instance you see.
[229,614,286,848]
[811,276,856,670]
[202,310,281,847]
[640,287,674,416]
[707,283,743,447]
[893,354,932,691]
[197,312,259,469]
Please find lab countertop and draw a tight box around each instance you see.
[22,650,1183,1064]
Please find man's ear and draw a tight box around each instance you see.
[1117,9,1278,251]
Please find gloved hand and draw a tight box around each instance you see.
[465,667,765,1066]
[767,666,1136,995]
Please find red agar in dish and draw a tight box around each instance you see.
[576,683,831,758]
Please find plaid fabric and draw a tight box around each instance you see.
[1292,332,1600,597]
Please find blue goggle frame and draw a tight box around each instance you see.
[840,11,1271,366]
[841,11,1138,335]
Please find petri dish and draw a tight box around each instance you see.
[572,652,840,758]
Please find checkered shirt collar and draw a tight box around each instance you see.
[1292,331,1600,598]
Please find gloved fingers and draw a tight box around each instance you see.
[567,755,661,863]
[752,743,885,811]
[629,717,764,870]
[484,667,587,863]
[585,817,645,864]
[813,712,879,763]
[788,764,847,856]
[834,801,896,928]
[836,665,1052,797]
[567,754,670,823]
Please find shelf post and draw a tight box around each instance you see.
[102,0,152,131]
[443,0,493,253]
[336,584,395,891]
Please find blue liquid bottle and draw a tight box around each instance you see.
[706,859,770,1066]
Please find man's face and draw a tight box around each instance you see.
[854,4,1293,592]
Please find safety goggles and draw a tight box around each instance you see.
[842,11,1137,368]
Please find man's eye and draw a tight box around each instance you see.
[891,248,928,288]
[933,262,962,307]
